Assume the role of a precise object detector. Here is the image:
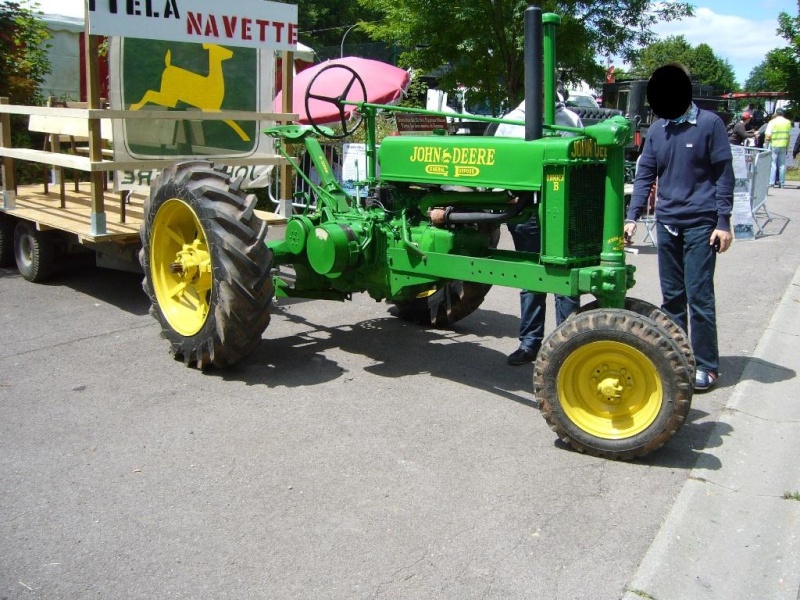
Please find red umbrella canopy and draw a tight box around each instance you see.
[274,57,411,125]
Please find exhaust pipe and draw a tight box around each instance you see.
[524,4,543,141]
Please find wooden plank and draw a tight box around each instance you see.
[0,147,288,172]
[1,184,142,243]
[0,97,15,193]
[28,114,114,141]
[0,104,298,123]
[0,183,287,243]
[0,147,92,170]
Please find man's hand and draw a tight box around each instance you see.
[623,221,637,245]
[711,230,733,253]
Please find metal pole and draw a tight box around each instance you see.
[524,5,542,141]
[340,25,357,58]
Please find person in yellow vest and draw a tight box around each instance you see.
[765,107,792,188]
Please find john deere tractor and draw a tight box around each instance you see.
[139,9,694,460]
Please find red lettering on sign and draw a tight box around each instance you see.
[222,15,237,38]
[272,21,284,43]
[187,10,202,34]
[204,14,219,37]
[242,17,252,41]
[256,19,270,41]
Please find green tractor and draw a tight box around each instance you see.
[139,9,694,460]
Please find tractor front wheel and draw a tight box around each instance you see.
[140,161,274,369]
[534,308,693,460]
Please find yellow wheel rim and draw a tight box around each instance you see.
[557,341,663,440]
[150,199,213,337]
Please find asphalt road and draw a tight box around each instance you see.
[1,186,799,599]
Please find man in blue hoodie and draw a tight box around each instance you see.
[623,64,734,391]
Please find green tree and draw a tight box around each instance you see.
[284,0,383,55]
[354,0,692,111]
[626,35,737,92]
[0,1,51,105]
[772,6,800,109]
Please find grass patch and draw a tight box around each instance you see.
[783,491,800,501]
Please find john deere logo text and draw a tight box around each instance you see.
[410,145,495,178]
[570,138,607,160]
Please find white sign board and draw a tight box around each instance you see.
[87,0,298,51]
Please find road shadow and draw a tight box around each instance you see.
[755,210,790,238]
[720,354,796,389]
[43,254,150,316]
[216,305,537,408]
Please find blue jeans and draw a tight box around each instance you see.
[509,217,580,353]
[656,221,719,373]
[770,146,787,186]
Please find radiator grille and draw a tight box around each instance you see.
[567,165,606,259]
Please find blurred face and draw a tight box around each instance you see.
[647,65,691,120]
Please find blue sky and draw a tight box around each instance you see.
[651,0,797,86]
[16,0,800,87]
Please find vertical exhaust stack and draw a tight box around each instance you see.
[524,4,543,141]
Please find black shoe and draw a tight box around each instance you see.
[507,347,537,365]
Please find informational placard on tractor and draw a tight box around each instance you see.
[88,0,298,52]
[394,113,449,136]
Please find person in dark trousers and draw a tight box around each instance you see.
[623,64,734,391]
[495,91,582,365]
[729,111,756,145]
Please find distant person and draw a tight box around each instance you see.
[624,64,733,392]
[729,112,756,145]
[765,108,792,187]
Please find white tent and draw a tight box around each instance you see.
[40,13,85,100]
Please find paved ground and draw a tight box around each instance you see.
[1,185,799,599]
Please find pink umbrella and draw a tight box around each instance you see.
[274,57,410,125]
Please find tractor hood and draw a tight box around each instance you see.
[378,135,608,190]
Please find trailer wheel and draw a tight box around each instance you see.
[14,221,56,282]
[580,296,695,376]
[0,214,16,267]
[140,161,274,369]
[534,308,693,460]
[389,224,500,327]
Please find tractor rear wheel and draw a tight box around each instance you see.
[140,161,274,369]
[14,220,56,282]
[389,224,499,327]
[534,308,693,460]
[390,281,493,327]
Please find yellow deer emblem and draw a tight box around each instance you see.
[129,43,250,142]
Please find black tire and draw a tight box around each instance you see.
[0,213,16,267]
[534,308,693,460]
[579,297,695,376]
[14,220,56,282]
[388,224,500,327]
[140,161,274,369]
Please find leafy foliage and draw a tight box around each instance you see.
[625,36,737,92]
[355,0,693,109]
[280,0,383,50]
[0,1,51,106]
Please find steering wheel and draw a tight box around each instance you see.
[304,64,367,139]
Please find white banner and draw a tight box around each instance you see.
[88,0,298,51]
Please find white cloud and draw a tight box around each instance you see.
[652,7,789,85]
